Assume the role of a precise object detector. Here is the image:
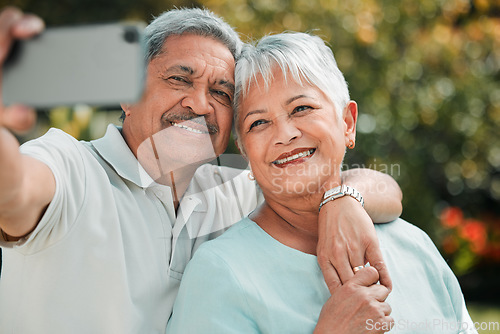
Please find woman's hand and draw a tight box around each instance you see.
[314,266,393,334]
[0,7,43,133]
[317,196,392,293]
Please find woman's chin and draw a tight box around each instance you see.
[265,177,324,198]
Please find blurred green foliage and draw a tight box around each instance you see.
[3,0,499,280]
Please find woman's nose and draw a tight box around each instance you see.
[181,88,214,115]
[273,118,301,145]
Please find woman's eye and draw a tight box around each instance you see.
[249,119,268,131]
[293,105,312,114]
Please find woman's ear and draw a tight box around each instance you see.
[235,138,248,160]
[343,100,358,147]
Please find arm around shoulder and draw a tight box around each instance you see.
[342,168,402,223]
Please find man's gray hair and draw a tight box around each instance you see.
[144,7,242,62]
[233,32,350,141]
[120,7,242,122]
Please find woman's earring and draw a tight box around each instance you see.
[347,140,355,149]
[248,170,255,181]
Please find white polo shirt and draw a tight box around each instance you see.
[0,124,261,334]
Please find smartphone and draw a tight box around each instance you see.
[2,22,146,109]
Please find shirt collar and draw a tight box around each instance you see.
[91,124,207,215]
[91,124,155,188]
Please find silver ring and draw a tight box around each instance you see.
[353,265,364,273]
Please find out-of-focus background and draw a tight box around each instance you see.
[1,0,499,330]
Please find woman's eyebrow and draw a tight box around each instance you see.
[286,94,309,105]
[243,109,266,121]
[242,94,312,121]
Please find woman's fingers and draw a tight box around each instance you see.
[365,241,393,292]
[317,253,342,293]
[317,196,380,293]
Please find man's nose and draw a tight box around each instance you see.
[181,88,213,116]
[273,118,302,145]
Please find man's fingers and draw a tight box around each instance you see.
[352,266,380,287]
[317,256,342,294]
[366,243,393,292]
[381,301,392,316]
[0,7,44,63]
[0,7,23,63]
[366,283,390,302]
[2,104,36,133]
[11,14,44,39]
[376,315,395,333]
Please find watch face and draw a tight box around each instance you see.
[324,185,342,199]
[321,185,364,210]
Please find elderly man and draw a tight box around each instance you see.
[0,6,402,334]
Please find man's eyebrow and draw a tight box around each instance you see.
[165,65,194,75]
[243,109,265,121]
[217,80,235,93]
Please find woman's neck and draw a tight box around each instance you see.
[250,198,321,255]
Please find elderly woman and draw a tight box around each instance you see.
[167,33,476,333]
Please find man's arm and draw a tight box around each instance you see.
[0,7,53,240]
[317,168,402,293]
[342,168,403,223]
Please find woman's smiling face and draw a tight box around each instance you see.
[238,68,357,201]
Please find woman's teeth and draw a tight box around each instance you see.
[273,149,315,165]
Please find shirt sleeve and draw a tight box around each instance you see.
[0,129,88,253]
[167,244,260,334]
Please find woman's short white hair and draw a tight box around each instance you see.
[233,32,350,141]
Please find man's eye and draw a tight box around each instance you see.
[213,90,230,100]
[249,119,268,131]
[211,90,232,106]
[168,76,189,84]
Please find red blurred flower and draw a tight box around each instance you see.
[460,219,487,254]
[440,207,464,228]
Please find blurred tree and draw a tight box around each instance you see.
[2,0,499,279]
[209,0,500,237]
[208,0,500,297]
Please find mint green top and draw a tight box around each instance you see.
[167,218,476,334]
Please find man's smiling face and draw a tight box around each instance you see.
[122,33,235,177]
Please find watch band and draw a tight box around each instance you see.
[319,185,364,211]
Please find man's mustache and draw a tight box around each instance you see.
[162,111,219,135]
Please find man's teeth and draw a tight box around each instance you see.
[274,149,315,165]
[171,122,206,134]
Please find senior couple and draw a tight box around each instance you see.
[0,6,473,334]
